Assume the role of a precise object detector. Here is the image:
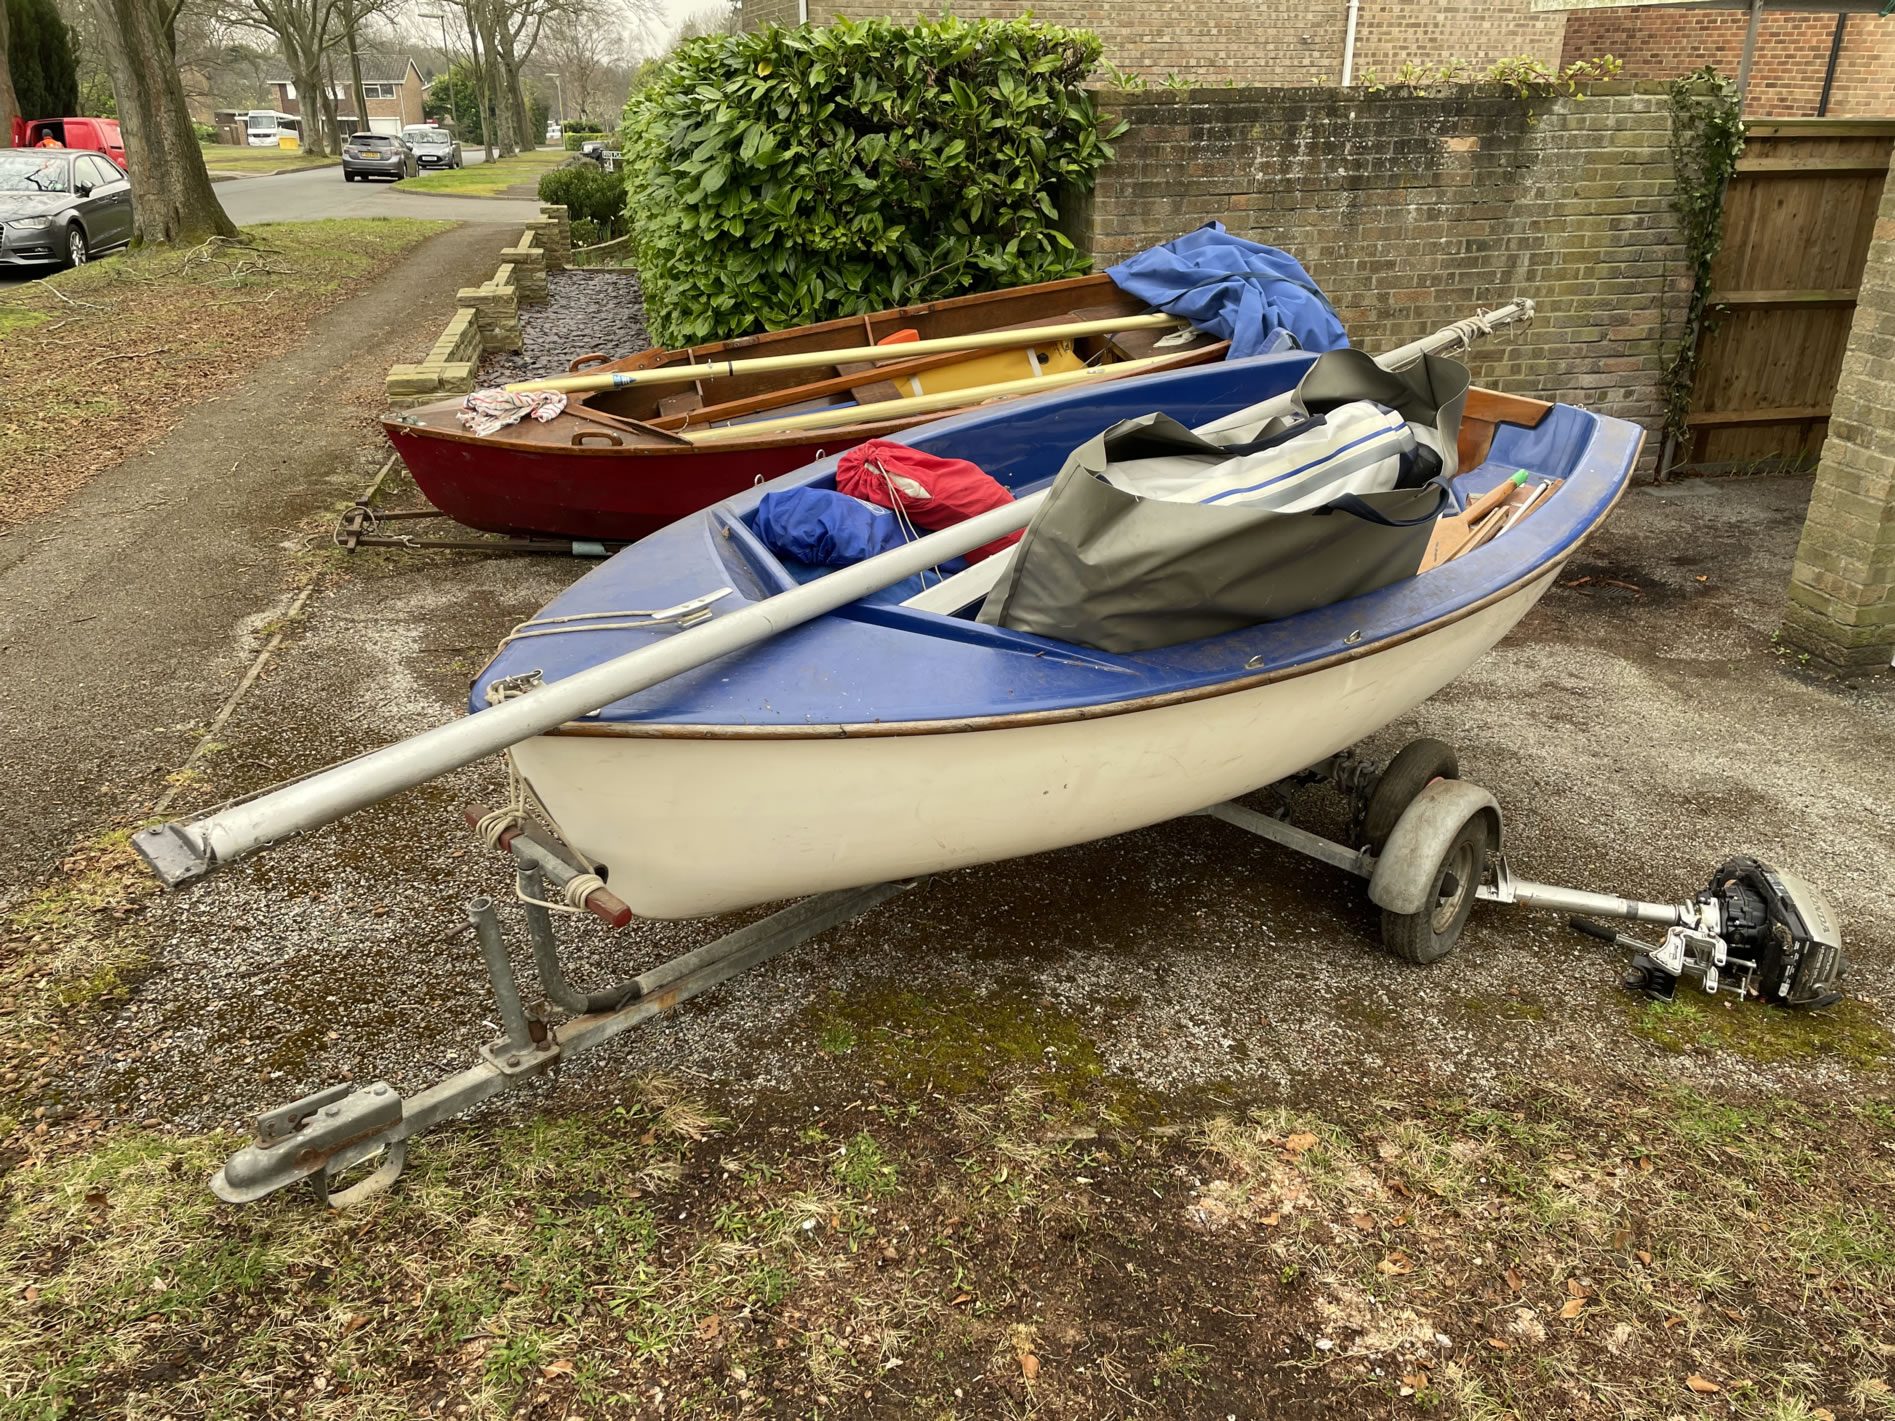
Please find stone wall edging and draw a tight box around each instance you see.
[384,205,572,408]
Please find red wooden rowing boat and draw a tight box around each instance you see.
[379,273,1227,542]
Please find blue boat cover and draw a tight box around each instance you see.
[1107,223,1349,360]
[755,487,969,575]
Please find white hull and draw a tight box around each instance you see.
[512,572,1558,919]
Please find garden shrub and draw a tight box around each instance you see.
[538,162,629,243]
[621,15,1123,346]
[562,119,606,150]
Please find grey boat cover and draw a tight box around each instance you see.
[977,350,1469,654]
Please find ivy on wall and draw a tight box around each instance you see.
[1661,67,1746,452]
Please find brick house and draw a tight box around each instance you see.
[738,0,1892,116]
[268,57,428,135]
[1560,6,1893,118]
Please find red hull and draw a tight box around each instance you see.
[383,426,861,542]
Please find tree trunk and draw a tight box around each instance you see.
[288,58,327,156]
[473,2,512,156]
[87,0,237,244]
[0,0,20,149]
[459,5,484,148]
[494,16,532,151]
[345,15,370,138]
[321,55,342,150]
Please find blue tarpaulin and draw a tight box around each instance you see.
[1106,223,1348,360]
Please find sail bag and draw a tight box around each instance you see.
[977,350,1470,654]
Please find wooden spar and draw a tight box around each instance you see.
[678,352,1186,444]
[504,313,1191,396]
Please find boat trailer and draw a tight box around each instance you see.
[211,742,1847,1209]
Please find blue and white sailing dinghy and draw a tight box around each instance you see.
[138,304,1851,1209]
[467,334,1640,921]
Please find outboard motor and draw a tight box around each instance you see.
[1578,857,1846,1008]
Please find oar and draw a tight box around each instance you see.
[134,302,1536,889]
[679,351,1192,443]
[503,313,1190,396]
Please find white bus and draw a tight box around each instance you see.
[241,110,302,147]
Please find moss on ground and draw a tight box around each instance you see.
[1626,993,1892,1068]
[809,981,1141,1114]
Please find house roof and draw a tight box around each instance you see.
[269,58,424,87]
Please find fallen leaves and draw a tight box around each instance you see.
[1376,1251,1413,1275]
[1020,1353,1040,1381]
[1284,1132,1319,1156]
[540,1359,575,1379]
[1686,1374,1722,1393]
[1558,1297,1586,1321]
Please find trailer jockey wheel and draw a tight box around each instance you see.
[1380,811,1490,965]
[1361,738,1460,854]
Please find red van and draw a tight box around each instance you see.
[10,117,127,170]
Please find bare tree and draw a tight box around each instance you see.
[539,0,656,121]
[87,0,238,242]
[235,0,343,156]
[334,0,399,139]
[0,2,20,149]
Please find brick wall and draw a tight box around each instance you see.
[744,0,803,26]
[1078,85,1690,463]
[1561,9,1895,119]
[783,0,1569,85]
[1781,165,1895,673]
[1351,0,1567,82]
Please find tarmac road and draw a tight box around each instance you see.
[0,149,538,285]
[216,147,546,226]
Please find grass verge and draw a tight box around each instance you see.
[399,148,566,197]
[199,144,340,174]
[0,218,450,528]
[3,977,1892,1419]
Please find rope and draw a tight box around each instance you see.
[868,456,946,588]
[517,870,608,915]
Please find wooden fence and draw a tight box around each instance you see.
[1683,118,1894,470]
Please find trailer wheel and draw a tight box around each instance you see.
[1380,810,1489,965]
[1362,738,1459,854]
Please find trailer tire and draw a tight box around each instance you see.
[1362,738,1459,854]
[1380,810,1489,965]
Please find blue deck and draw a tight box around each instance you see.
[473,353,1640,728]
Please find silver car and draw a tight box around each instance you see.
[402,125,463,170]
[341,132,418,182]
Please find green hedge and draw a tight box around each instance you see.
[539,162,628,242]
[621,16,1123,347]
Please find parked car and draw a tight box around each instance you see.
[341,132,417,182]
[401,124,462,170]
[0,148,134,269]
[9,116,127,169]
